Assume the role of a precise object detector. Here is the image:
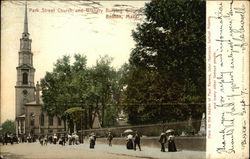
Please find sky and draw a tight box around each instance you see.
[1,1,147,123]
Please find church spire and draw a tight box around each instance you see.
[20,1,32,52]
[22,1,29,39]
[24,1,28,33]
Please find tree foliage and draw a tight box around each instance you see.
[122,0,206,124]
[0,120,16,135]
[41,0,206,127]
[41,54,120,129]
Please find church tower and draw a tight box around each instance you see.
[15,2,35,118]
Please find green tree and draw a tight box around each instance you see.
[0,120,16,135]
[123,0,206,124]
[41,55,73,116]
[41,54,121,129]
[41,54,90,129]
[89,56,118,127]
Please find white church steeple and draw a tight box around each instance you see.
[15,1,36,118]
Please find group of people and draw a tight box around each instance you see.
[1,131,177,152]
[159,131,177,152]
[0,133,18,145]
[125,131,176,152]
[126,131,141,151]
[38,133,80,146]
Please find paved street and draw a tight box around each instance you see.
[0,143,205,159]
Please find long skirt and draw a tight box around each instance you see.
[90,140,95,149]
[126,139,133,150]
[168,141,177,152]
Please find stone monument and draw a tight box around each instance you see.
[198,113,206,136]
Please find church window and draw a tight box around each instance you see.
[22,72,28,84]
[49,116,54,126]
[40,113,44,126]
[58,117,62,126]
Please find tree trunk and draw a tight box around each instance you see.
[63,119,67,132]
[101,102,105,127]
[84,109,88,129]
[88,106,93,128]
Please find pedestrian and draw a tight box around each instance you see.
[44,135,48,146]
[72,133,76,145]
[68,134,72,145]
[126,134,133,150]
[167,132,177,152]
[134,131,141,151]
[75,134,79,145]
[13,134,18,144]
[3,133,9,145]
[159,132,167,152]
[59,137,63,146]
[39,136,44,146]
[107,132,113,146]
[53,134,57,144]
[72,133,79,145]
[89,133,96,149]
[20,134,25,143]
[9,133,14,145]
[62,135,66,146]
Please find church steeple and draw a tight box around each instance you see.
[22,1,30,39]
[15,1,36,118]
[17,0,34,68]
[24,1,28,34]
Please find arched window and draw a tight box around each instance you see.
[22,72,28,84]
[40,113,44,126]
[49,116,53,126]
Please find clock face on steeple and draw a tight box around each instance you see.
[23,89,28,96]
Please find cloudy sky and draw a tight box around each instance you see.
[1,1,147,122]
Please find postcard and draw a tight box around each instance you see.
[0,0,249,159]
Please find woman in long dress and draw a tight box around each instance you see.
[126,134,133,150]
[167,132,177,152]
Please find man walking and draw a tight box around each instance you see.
[89,133,96,149]
[107,132,113,146]
[134,131,141,151]
[159,132,167,152]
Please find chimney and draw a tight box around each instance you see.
[35,81,40,104]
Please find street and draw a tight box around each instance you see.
[0,142,205,159]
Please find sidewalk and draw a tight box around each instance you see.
[65,142,206,159]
